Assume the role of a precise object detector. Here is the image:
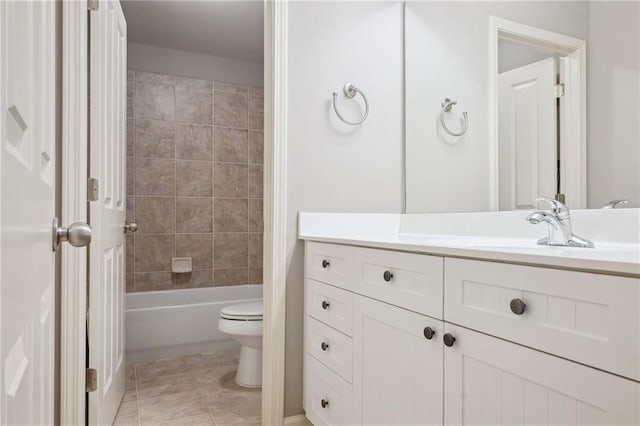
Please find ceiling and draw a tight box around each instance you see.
[121,1,263,62]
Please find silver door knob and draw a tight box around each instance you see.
[124,222,138,233]
[52,218,92,251]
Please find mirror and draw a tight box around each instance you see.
[404,2,639,212]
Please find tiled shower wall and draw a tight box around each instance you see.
[126,70,264,292]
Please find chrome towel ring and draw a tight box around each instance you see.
[332,83,369,125]
[440,98,468,136]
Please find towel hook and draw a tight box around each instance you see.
[440,98,468,136]
[332,83,369,125]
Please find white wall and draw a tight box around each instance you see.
[127,42,263,87]
[285,1,404,416]
[405,2,589,212]
[587,2,640,208]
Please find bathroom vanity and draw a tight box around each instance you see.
[299,211,640,425]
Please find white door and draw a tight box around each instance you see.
[498,57,557,210]
[88,0,127,424]
[443,324,640,425]
[353,295,443,425]
[0,1,57,424]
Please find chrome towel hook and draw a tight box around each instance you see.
[440,98,469,136]
[332,83,369,125]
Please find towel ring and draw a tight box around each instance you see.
[440,98,468,136]
[332,83,369,125]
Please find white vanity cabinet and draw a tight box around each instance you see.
[303,241,640,425]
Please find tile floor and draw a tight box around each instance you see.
[114,349,261,425]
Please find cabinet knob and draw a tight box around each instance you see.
[321,398,329,408]
[383,270,394,282]
[321,300,330,310]
[321,341,329,351]
[322,259,330,268]
[443,333,456,347]
[510,298,526,315]
[423,326,435,340]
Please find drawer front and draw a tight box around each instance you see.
[444,258,640,380]
[353,247,444,318]
[306,242,353,290]
[306,279,354,336]
[305,355,354,426]
[306,317,353,382]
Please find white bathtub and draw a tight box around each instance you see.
[125,284,262,361]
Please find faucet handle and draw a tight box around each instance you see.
[536,197,570,217]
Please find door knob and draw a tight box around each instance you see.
[52,218,92,251]
[124,221,138,233]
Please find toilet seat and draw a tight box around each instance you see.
[220,301,263,321]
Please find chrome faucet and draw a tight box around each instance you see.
[602,199,628,209]
[526,198,594,248]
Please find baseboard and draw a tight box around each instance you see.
[284,414,312,426]
[125,339,240,362]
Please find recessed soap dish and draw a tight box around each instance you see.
[172,257,192,273]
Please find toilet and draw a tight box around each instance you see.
[218,301,263,388]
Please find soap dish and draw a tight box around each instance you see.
[172,257,192,273]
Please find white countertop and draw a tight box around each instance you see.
[298,211,640,276]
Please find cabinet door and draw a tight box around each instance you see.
[443,323,640,426]
[353,295,443,425]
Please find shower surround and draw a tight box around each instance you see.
[126,70,264,292]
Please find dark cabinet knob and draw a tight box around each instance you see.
[322,259,330,268]
[423,326,435,340]
[443,333,456,347]
[510,298,526,315]
[321,398,329,408]
[321,341,329,351]
[383,270,394,282]
[321,300,330,310]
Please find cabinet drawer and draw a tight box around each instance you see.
[306,242,353,290]
[306,317,353,382]
[352,247,443,318]
[306,279,354,336]
[305,355,354,426]
[444,258,640,380]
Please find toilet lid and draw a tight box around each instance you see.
[221,301,263,320]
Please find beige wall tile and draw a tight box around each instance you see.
[176,83,213,125]
[127,157,135,195]
[135,197,176,234]
[248,130,263,165]
[249,268,263,285]
[214,82,249,94]
[248,199,263,232]
[176,160,212,197]
[126,196,135,221]
[214,163,248,198]
[249,87,264,97]
[133,271,174,292]
[127,71,135,119]
[135,235,175,272]
[126,273,135,292]
[174,270,214,289]
[135,71,176,86]
[214,234,248,268]
[135,119,175,158]
[127,119,135,157]
[135,158,175,196]
[175,124,212,161]
[214,92,248,128]
[214,199,248,233]
[248,96,264,130]
[126,235,135,273]
[214,127,248,163]
[175,234,213,269]
[176,77,212,91]
[248,165,263,198]
[176,198,213,233]
[134,82,175,121]
[248,233,263,268]
[214,268,249,286]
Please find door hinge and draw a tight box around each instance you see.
[88,0,99,11]
[554,83,565,98]
[88,178,99,202]
[86,368,97,392]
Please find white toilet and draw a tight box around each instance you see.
[218,301,263,388]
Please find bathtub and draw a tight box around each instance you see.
[125,284,262,362]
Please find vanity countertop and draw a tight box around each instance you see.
[298,212,640,277]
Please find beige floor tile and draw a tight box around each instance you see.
[125,364,136,383]
[138,390,210,425]
[202,370,261,425]
[157,413,215,425]
[135,356,189,380]
[113,400,139,426]
[137,373,197,401]
[122,380,137,402]
[184,350,238,370]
